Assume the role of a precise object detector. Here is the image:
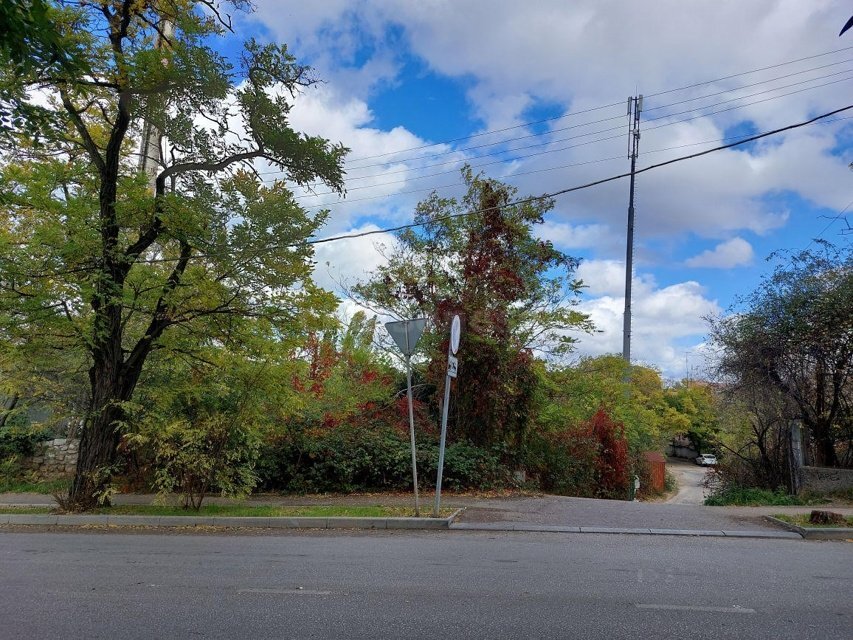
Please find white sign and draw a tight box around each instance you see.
[447,355,458,378]
[450,315,461,354]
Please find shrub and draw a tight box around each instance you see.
[704,485,805,506]
[256,420,510,494]
[523,407,630,499]
[0,418,50,460]
[128,417,260,510]
[523,427,597,496]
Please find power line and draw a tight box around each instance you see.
[645,45,853,98]
[338,45,853,165]
[294,82,853,207]
[261,64,853,197]
[253,49,853,184]
[305,104,853,245]
[345,100,627,164]
[803,198,853,251]
[310,63,853,189]
[31,104,850,276]
[646,64,853,115]
[644,70,853,124]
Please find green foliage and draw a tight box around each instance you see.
[662,382,722,454]
[134,416,260,511]
[0,1,82,73]
[704,486,806,506]
[0,475,68,494]
[0,418,49,459]
[524,407,630,499]
[709,241,852,466]
[0,1,348,508]
[352,168,592,450]
[539,355,682,456]
[258,423,509,494]
[126,351,270,510]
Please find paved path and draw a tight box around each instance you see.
[3,491,851,534]
[666,458,709,505]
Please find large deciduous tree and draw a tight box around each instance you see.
[709,242,852,467]
[0,1,346,509]
[352,168,592,451]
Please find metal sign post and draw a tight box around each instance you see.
[384,318,427,516]
[434,315,461,517]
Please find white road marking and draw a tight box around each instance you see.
[636,604,756,614]
[238,588,333,595]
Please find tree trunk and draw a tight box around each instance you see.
[813,432,839,467]
[67,405,123,510]
[65,336,152,510]
[0,393,19,428]
[66,364,126,510]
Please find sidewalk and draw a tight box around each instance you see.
[2,491,850,538]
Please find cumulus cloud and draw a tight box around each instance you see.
[685,237,755,268]
[573,277,721,376]
[311,224,397,293]
[240,0,850,375]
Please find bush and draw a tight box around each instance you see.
[523,428,597,496]
[256,422,510,494]
[128,417,261,510]
[0,418,50,459]
[704,485,805,506]
[523,407,630,499]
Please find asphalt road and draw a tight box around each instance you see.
[1,529,850,639]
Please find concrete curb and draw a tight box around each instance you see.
[450,522,803,539]
[0,507,465,531]
[764,516,853,540]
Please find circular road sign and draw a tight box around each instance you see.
[450,315,461,354]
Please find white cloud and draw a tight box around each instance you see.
[311,224,397,293]
[537,221,610,250]
[572,276,721,376]
[240,1,851,375]
[685,237,755,268]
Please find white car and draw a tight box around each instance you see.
[695,453,717,466]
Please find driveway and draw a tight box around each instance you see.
[665,458,709,505]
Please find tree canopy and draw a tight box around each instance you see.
[709,241,852,467]
[352,168,593,449]
[0,0,347,508]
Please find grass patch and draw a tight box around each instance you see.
[773,513,853,528]
[1,503,455,518]
[0,478,69,494]
[705,486,810,506]
[0,505,53,514]
[94,504,453,518]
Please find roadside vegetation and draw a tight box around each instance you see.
[0,2,849,513]
[772,513,853,529]
[0,504,455,518]
[702,242,852,505]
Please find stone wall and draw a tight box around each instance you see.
[799,466,853,494]
[25,438,79,479]
[665,444,698,460]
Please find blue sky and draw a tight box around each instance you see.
[222,1,853,378]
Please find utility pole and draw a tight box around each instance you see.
[138,14,174,192]
[622,95,642,365]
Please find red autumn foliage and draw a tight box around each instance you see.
[587,407,630,499]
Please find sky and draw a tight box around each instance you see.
[223,0,852,379]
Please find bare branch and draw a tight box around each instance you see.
[58,86,105,174]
